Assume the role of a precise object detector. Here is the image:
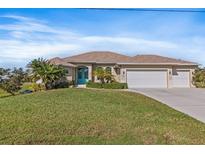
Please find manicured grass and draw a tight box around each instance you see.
[0,88,205,144]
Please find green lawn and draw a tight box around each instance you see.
[0,88,205,144]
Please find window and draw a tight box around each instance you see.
[116,68,120,75]
[105,67,112,74]
[114,65,120,75]
[95,67,103,80]
[84,68,88,79]
[65,68,70,76]
[96,66,103,71]
[78,68,83,79]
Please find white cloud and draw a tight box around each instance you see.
[0,14,204,67]
[0,41,79,59]
[81,36,177,50]
[1,15,36,21]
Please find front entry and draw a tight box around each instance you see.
[77,67,88,84]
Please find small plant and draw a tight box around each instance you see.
[51,79,69,89]
[21,82,45,92]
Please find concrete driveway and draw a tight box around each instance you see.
[129,88,205,123]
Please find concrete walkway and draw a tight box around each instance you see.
[129,88,205,123]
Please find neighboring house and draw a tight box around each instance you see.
[50,51,198,88]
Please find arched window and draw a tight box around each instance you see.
[105,67,112,74]
[95,67,103,81]
[96,66,103,71]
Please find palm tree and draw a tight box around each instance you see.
[28,58,66,90]
[93,67,105,83]
[93,67,114,83]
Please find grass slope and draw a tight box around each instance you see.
[0,88,205,144]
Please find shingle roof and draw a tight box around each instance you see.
[130,55,196,65]
[49,57,77,67]
[63,51,131,63]
[51,51,198,66]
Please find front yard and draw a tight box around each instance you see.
[0,88,205,144]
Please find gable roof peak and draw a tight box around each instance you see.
[63,51,131,63]
[73,51,130,56]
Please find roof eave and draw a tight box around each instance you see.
[52,62,77,67]
[62,64,77,67]
[65,61,118,64]
[117,62,198,66]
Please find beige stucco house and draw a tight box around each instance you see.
[50,51,198,88]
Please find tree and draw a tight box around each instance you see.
[93,67,114,83]
[12,67,29,83]
[93,67,105,83]
[27,58,66,90]
[0,68,27,95]
[104,67,114,83]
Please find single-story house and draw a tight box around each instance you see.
[50,51,198,88]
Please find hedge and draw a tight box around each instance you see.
[194,82,205,88]
[86,81,128,89]
[21,82,45,92]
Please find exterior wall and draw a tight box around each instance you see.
[190,69,195,88]
[65,63,196,87]
[64,67,74,81]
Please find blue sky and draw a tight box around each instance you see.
[0,8,205,68]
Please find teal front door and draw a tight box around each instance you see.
[77,67,88,84]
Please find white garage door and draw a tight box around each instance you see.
[127,70,168,88]
[172,70,190,88]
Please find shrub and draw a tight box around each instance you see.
[51,79,69,89]
[21,83,33,91]
[195,82,205,88]
[21,82,45,92]
[0,68,26,95]
[0,82,20,95]
[86,81,103,88]
[68,80,75,87]
[86,81,127,89]
[102,82,128,89]
[0,88,10,98]
[193,68,205,88]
